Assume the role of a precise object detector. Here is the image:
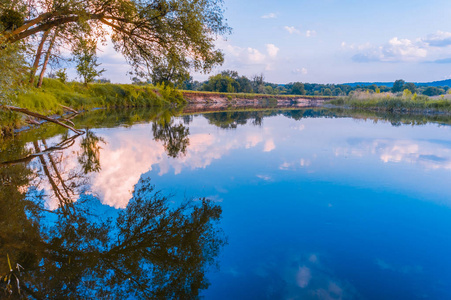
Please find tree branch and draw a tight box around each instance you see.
[0,105,84,134]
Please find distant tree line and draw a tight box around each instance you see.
[180,72,451,97]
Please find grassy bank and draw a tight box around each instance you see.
[0,78,185,135]
[328,91,451,113]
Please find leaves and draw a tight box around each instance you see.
[73,38,105,85]
[2,0,230,82]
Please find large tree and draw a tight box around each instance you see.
[1,0,230,80]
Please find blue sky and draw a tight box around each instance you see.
[95,0,451,84]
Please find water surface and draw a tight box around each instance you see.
[2,108,451,299]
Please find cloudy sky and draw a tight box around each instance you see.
[95,0,451,84]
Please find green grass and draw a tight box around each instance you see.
[0,78,186,135]
[328,94,451,113]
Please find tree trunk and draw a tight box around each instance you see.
[29,29,50,85]
[37,30,58,88]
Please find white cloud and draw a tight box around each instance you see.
[423,31,451,47]
[334,138,451,171]
[247,48,266,63]
[266,44,280,58]
[349,37,427,62]
[216,39,280,72]
[220,40,279,64]
[264,139,276,152]
[284,26,301,35]
[292,68,308,75]
[261,13,277,19]
[223,42,266,64]
[346,31,451,63]
[306,30,317,38]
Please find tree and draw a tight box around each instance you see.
[264,85,274,95]
[391,79,405,93]
[150,60,189,86]
[322,88,332,96]
[368,84,378,92]
[1,0,230,80]
[236,76,252,93]
[0,39,27,104]
[55,68,68,83]
[204,74,240,93]
[422,86,443,96]
[221,70,239,79]
[332,87,342,96]
[403,82,417,94]
[73,38,105,86]
[290,82,305,95]
[252,73,265,93]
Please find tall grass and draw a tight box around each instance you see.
[0,78,186,134]
[328,90,451,112]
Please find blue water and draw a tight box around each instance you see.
[8,109,451,299]
[140,113,451,299]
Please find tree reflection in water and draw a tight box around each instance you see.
[0,132,225,299]
[78,129,106,174]
[152,119,190,158]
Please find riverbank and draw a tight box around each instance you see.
[0,79,185,136]
[5,85,451,137]
[182,90,334,105]
[327,92,451,114]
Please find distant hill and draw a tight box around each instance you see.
[344,79,451,88]
[416,79,451,87]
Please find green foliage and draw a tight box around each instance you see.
[55,68,68,84]
[392,79,405,93]
[0,78,188,134]
[156,83,185,104]
[402,89,412,98]
[150,60,190,86]
[203,74,240,93]
[73,39,105,86]
[323,88,332,96]
[0,40,27,105]
[291,82,305,95]
[422,86,443,96]
[329,93,451,113]
[0,9,23,31]
[4,0,230,83]
[404,82,417,93]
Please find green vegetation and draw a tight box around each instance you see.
[0,0,229,134]
[0,78,185,135]
[182,72,451,98]
[328,91,451,113]
[2,0,229,82]
[73,38,105,86]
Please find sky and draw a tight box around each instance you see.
[93,0,451,84]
